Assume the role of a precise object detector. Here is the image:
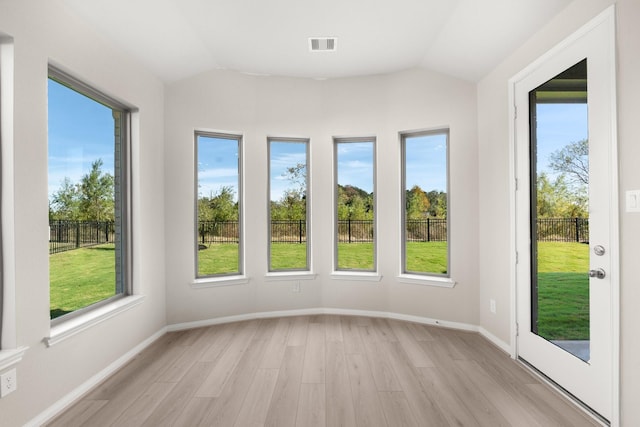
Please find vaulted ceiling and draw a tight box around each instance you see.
[62,0,572,82]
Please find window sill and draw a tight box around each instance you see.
[264,272,317,282]
[45,295,145,347]
[397,274,456,288]
[192,275,249,289]
[331,272,382,282]
[0,347,28,372]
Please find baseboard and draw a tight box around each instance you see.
[167,307,480,334]
[26,327,167,427]
[478,326,512,355]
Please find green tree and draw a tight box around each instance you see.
[78,159,114,221]
[406,185,430,219]
[199,186,238,222]
[549,139,588,186]
[50,177,80,220]
[536,173,587,218]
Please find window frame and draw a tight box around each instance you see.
[48,65,133,326]
[400,128,451,279]
[267,137,311,273]
[333,136,377,274]
[194,130,244,280]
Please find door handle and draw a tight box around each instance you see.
[589,268,606,279]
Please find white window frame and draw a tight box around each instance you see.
[193,131,246,285]
[0,34,27,365]
[332,136,379,279]
[267,137,311,274]
[398,128,455,288]
[45,65,139,345]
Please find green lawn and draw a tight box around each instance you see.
[270,244,308,270]
[49,243,116,319]
[51,241,589,341]
[536,242,589,340]
[406,241,447,274]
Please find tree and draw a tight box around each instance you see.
[536,172,587,218]
[50,177,80,220]
[78,159,115,221]
[549,139,588,186]
[199,186,238,222]
[406,185,430,219]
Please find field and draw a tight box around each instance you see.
[50,242,590,340]
[49,244,115,319]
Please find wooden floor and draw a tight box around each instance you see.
[48,315,600,426]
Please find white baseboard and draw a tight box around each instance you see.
[26,327,167,427]
[167,307,481,335]
[478,326,512,354]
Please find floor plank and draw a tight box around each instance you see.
[52,316,602,427]
[296,383,326,427]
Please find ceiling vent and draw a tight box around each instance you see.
[309,37,337,52]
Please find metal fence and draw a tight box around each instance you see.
[536,217,589,243]
[197,217,588,245]
[406,218,447,242]
[49,220,115,254]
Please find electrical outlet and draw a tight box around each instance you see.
[292,282,301,293]
[1,368,17,397]
[490,299,496,314]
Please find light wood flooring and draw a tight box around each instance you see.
[48,315,600,426]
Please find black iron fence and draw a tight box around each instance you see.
[50,217,589,255]
[49,220,115,254]
[536,217,589,243]
[197,217,588,245]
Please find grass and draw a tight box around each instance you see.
[536,242,589,341]
[49,243,116,319]
[270,244,308,270]
[51,241,590,341]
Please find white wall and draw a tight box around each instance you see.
[477,0,640,423]
[164,68,479,327]
[0,1,166,425]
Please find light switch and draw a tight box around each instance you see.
[626,190,640,212]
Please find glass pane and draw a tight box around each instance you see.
[529,59,590,362]
[269,140,308,271]
[335,140,375,271]
[196,134,240,276]
[48,78,118,319]
[403,132,448,275]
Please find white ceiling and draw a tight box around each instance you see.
[62,0,571,83]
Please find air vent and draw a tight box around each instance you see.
[309,37,337,52]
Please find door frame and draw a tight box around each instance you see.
[508,5,619,425]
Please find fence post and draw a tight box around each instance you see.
[427,218,431,242]
[348,219,352,243]
[75,222,81,248]
[575,217,580,242]
[299,220,303,244]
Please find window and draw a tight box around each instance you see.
[195,132,243,277]
[268,138,310,271]
[334,137,376,271]
[47,67,131,322]
[401,130,449,276]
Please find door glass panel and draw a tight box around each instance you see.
[529,59,590,362]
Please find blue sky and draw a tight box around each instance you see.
[336,141,374,193]
[536,103,588,177]
[48,79,115,199]
[270,141,307,202]
[197,135,239,200]
[49,77,586,203]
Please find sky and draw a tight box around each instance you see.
[48,79,115,200]
[197,135,239,200]
[536,103,588,178]
[49,76,587,206]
